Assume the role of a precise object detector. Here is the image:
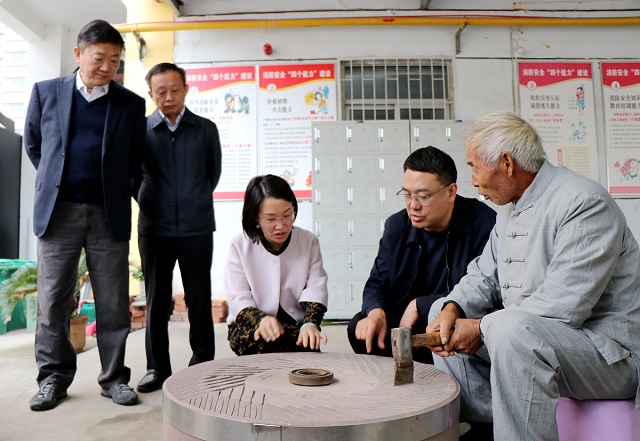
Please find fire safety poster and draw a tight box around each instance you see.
[601,62,640,196]
[184,65,258,199]
[258,63,337,199]
[519,62,598,181]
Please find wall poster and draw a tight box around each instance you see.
[518,62,598,181]
[601,62,640,196]
[184,66,258,199]
[258,63,337,199]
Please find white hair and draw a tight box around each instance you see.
[466,111,545,173]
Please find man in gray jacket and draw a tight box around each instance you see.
[136,63,222,393]
[427,111,640,441]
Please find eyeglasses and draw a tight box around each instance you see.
[259,210,295,226]
[396,184,450,206]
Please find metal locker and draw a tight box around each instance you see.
[320,247,348,280]
[314,154,346,186]
[377,153,405,184]
[345,123,378,152]
[410,121,445,152]
[347,217,382,247]
[314,185,346,216]
[346,154,378,184]
[377,122,411,153]
[313,122,347,153]
[346,186,378,215]
[314,217,347,248]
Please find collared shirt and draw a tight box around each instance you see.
[75,72,109,102]
[159,107,186,132]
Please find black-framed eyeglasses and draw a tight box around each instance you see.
[396,184,451,206]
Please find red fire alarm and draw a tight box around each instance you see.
[263,43,273,55]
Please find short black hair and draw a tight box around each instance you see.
[145,62,187,89]
[403,146,457,185]
[77,20,124,51]
[242,175,298,244]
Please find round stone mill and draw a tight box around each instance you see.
[163,352,460,440]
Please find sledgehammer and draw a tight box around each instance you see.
[391,327,441,385]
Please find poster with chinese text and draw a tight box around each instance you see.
[519,62,598,181]
[185,66,258,199]
[601,62,640,196]
[258,63,337,199]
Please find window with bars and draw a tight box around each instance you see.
[341,58,453,121]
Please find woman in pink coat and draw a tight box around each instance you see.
[224,175,329,355]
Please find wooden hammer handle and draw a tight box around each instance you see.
[411,332,442,348]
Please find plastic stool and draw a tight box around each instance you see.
[556,397,640,441]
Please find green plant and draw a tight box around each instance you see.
[129,261,144,281]
[0,264,37,325]
[0,252,90,324]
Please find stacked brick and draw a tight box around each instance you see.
[170,292,188,321]
[212,299,229,324]
[130,301,147,332]
[167,293,229,324]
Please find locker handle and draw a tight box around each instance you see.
[349,284,354,301]
[347,188,354,204]
[348,220,354,237]
[347,157,352,173]
[315,158,320,173]
[446,126,452,141]
[314,127,320,141]
[378,126,384,141]
[380,188,386,203]
[315,220,321,237]
[379,157,385,173]
[315,189,321,205]
[348,252,354,269]
[414,126,420,142]
[346,126,352,142]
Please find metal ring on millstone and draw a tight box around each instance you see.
[288,368,334,386]
[163,352,460,441]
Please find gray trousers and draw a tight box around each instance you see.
[429,297,638,441]
[35,201,132,390]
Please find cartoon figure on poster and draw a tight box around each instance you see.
[305,86,330,115]
[569,121,586,142]
[280,168,298,187]
[224,92,250,114]
[576,85,585,115]
[615,158,640,181]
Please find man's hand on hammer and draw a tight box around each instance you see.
[427,303,483,357]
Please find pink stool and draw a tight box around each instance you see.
[556,397,640,441]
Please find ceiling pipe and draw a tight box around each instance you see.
[114,15,640,33]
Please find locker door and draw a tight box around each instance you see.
[347,217,382,247]
[410,122,445,152]
[377,153,405,184]
[314,217,347,248]
[313,154,346,187]
[378,185,405,217]
[345,123,378,152]
[346,154,378,184]
[320,247,347,280]
[346,185,378,215]
[347,248,377,280]
[312,122,347,153]
[326,279,348,319]
[346,279,367,314]
[314,185,346,216]
[377,121,410,153]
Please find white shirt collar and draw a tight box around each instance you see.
[159,107,186,132]
[75,71,110,102]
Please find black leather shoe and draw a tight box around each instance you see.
[101,383,138,405]
[29,382,68,411]
[136,369,166,393]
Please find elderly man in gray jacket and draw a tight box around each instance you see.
[427,111,640,441]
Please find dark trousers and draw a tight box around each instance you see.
[36,201,131,389]
[139,234,215,378]
[347,311,434,364]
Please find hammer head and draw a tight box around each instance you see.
[391,327,414,385]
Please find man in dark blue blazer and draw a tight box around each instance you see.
[24,20,146,411]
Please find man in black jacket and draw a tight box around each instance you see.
[135,63,222,392]
[348,146,496,363]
